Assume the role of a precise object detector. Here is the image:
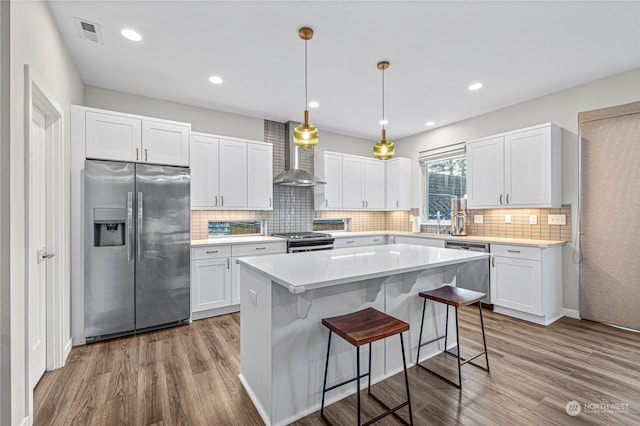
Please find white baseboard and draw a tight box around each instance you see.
[63,338,73,366]
[19,416,29,426]
[563,308,580,319]
[238,373,272,426]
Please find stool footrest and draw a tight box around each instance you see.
[460,351,489,369]
[362,393,411,426]
[418,334,445,348]
[324,373,370,393]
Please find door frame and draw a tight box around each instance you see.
[24,64,65,418]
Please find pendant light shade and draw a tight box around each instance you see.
[294,27,319,149]
[373,61,395,160]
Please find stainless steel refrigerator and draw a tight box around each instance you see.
[84,160,191,342]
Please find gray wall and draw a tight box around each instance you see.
[396,68,640,314]
[7,1,84,423]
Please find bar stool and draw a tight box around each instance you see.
[416,285,489,389]
[321,307,413,425]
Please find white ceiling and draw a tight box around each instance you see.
[47,1,640,141]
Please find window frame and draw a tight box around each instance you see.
[420,154,467,225]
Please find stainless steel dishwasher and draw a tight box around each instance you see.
[445,240,491,305]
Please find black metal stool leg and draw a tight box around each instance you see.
[368,342,372,394]
[321,330,332,416]
[356,346,361,426]
[454,307,462,388]
[444,304,450,351]
[416,298,427,364]
[400,333,414,425]
[479,303,490,372]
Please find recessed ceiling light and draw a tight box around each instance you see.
[121,29,142,42]
[379,119,388,125]
[308,101,319,108]
[208,75,223,85]
[425,121,435,126]
[468,82,483,91]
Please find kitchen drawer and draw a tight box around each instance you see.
[192,245,232,260]
[334,236,369,248]
[491,244,541,261]
[232,242,287,257]
[368,236,385,245]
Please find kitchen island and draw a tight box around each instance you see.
[238,244,489,426]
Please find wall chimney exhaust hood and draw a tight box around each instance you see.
[273,122,326,186]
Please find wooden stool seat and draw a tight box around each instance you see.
[416,285,490,389]
[419,286,486,307]
[322,307,409,347]
[321,307,413,425]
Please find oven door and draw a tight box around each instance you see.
[288,239,335,253]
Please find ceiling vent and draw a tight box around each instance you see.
[74,17,103,44]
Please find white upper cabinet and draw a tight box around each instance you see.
[142,120,190,166]
[364,159,385,209]
[84,108,190,166]
[190,132,272,210]
[247,142,273,209]
[342,156,366,209]
[385,157,411,210]
[314,150,410,211]
[191,133,219,208]
[314,152,343,210]
[467,123,561,208]
[219,139,248,208]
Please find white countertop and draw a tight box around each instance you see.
[238,243,489,294]
[191,236,285,247]
[330,231,564,248]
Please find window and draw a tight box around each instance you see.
[422,156,466,222]
[208,220,264,237]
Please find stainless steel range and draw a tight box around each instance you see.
[272,232,335,253]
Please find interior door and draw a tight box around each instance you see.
[29,105,47,389]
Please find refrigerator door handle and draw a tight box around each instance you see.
[137,192,143,261]
[127,192,134,261]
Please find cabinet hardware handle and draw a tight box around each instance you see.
[506,194,509,204]
[347,240,354,243]
[221,195,224,206]
[325,199,328,208]
[507,249,521,253]
[227,258,230,269]
[269,197,272,207]
[362,200,365,208]
[499,194,503,205]
[365,200,368,208]
[396,200,399,208]
[214,195,218,206]
[206,250,218,254]
[393,236,397,244]
[136,148,139,161]
[144,149,148,161]
[491,257,495,267]
[255,247,266,250]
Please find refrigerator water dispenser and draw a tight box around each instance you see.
[93,208,126,247]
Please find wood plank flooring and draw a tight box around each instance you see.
[34,308,640,425]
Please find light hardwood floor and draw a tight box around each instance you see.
[35,308,640,425]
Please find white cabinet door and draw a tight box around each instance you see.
[191,257,232,312]
[219,139,248,207]
[385,157,411,210]
[142,120,190,166]
[247,142,273,209]
[315,153,343,210]
[85,111,142,162]
[504,126,553,206]
[368,235,385,245]
[491,255,542,315]
[342,156,365,209]
[333,236,369,248]
[466,136,504,208]
[394,236,445,248]
[364,159,385,209]
[190,133,219,208]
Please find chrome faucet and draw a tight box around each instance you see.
[436,211,450,235]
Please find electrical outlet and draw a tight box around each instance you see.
[505,214,511,224]
[548,214,566,225]
[474,215,484,224]
[249,290,258,306]
[529,214,538,225]
[409,215,414,223]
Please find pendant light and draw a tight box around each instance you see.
[293,27,319,148]
[373,61,395,160]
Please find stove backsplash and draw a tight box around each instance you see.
[264,120,314,234]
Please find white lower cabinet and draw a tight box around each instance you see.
[191,246,232,317]
[490,244,563,325]
[192,241,286,318]
[333,236,370,248]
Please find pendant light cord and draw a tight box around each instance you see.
[381,67,386,130]
[304,38,308,110]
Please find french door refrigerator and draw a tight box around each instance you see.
[84,160,190,342]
